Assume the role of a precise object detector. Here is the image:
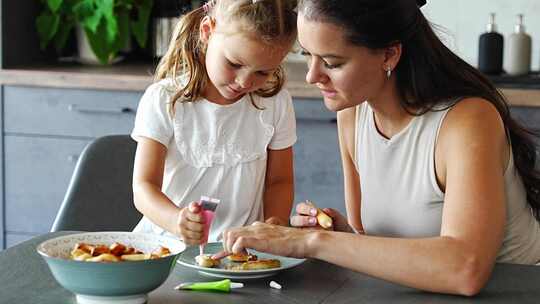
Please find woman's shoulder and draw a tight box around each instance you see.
[444,97,503,128]
[438,97,507,153]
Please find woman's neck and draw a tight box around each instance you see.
[368,84,415,139]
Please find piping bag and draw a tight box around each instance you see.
[174,279,244,292]
[199,196,220,256]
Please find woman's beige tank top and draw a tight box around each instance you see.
[354,102,540,264]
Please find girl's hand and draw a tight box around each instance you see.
[290,201,353,232]
[175,202,205,245]
[219,222,316,259]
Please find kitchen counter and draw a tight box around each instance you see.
[0,61,539,106]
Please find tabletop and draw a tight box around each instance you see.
[2,231,540,304]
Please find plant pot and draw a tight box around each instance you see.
[76,26,127,65]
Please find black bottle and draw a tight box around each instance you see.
[478,13,504,75]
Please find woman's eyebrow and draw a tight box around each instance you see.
[297,42,345,60]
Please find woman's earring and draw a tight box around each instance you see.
[386,67,392,79]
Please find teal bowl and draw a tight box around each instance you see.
[37,232,185,304]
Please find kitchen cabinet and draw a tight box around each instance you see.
[293,99,345,215]
[1,86,142,248]
[510,106,540,131]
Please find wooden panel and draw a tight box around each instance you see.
[4,136,90,233]
[0,68,153,92]
[4,86,141,137]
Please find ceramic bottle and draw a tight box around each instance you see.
[478,13,504,75]
[505,14,532,76]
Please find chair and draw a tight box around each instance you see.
[51,135,142,232]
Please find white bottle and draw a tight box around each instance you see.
[505,14,532,76]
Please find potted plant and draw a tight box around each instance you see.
[36,0,153,65]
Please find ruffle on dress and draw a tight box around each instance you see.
[172,103,275,168]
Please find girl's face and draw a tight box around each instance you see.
[201,19,290,104]
[297,13,389,112]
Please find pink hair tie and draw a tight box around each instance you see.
[202,0,215,13]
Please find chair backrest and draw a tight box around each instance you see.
[51,135,142,232]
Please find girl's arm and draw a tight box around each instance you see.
[263,146,294,226]
[223,98,508,296]
[132,137,203,243]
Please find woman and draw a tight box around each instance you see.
[217,0,540,295]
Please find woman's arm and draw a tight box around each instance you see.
[132,137,203,243]
[223,98,508,296]
[337,107,363,233]
[313,98,508,295]
[263,147,294,226]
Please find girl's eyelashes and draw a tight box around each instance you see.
[226,59,270,76]
[227,60,242,69]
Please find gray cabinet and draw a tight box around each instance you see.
[510,106,540,132]
[293,99,346,215]
[2,85,142,248]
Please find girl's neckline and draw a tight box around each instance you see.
[203,94,248,109]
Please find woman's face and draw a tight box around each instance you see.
[297,14,388,112]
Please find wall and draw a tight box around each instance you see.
[422,0,540,71]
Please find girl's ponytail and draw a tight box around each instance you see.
[154,0,297,112]
[154,7,209,110]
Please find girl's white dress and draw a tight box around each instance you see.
[131,78,297,242]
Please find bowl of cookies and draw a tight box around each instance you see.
[37,231,185,304]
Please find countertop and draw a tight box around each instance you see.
[0,60,539,106]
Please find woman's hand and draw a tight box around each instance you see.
[290,201,353,232]
[175,202,205,245]
[219,222,317,259]
[264,216,288,226]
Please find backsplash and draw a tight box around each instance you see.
[423,0,540,71]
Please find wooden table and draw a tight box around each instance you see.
[2,231,540,303]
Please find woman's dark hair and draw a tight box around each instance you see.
[298,0,540,221]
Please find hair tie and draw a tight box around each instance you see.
[202,0,215,13]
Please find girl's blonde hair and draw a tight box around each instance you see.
[154,0,298,110]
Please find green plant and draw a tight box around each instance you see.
[36,0,153,64]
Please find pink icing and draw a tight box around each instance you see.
[201,209,215,243]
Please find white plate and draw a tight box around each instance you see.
[177,242,306,279]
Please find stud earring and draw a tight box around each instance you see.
[386,67,392,79]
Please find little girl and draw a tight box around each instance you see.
[131,0,298,246]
